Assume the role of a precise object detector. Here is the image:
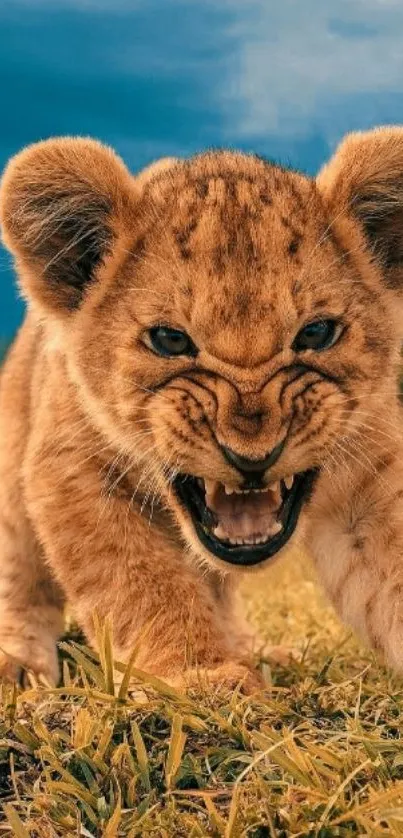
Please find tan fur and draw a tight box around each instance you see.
[135,156,178,189]
[1,128,403,689]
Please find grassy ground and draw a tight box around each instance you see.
[2,551,403,837]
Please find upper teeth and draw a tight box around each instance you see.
[204,479,216,496]
[224,485,270,495]
[203,477,295,497]
[223,482,283,496]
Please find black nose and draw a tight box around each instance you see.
[222,439,285,475]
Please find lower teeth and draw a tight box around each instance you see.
[216,521,283,546]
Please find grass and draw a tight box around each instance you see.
[2,552,403,837]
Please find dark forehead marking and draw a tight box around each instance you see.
[289,180,307,211]
[259,187,272,205]
[208,300,234,329]
[195,179,208,199]
[280,212,304,230]
[192,171,266,221]
[278,212,305,263]
[173,218,198,260]
[212,244,226,275]
[291,275,307,296]
[174,219,198,243]
[225,177,237,200]
[225,227,237,258]
[185,160,311,206]
[178,245,192,261]
[190,168,263,193]
[288,234,302,259]
[235,290,253,316]
[136,155,318,274]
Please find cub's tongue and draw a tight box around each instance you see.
[204,480,282,545]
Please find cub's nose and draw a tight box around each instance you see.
[222,438,285,476]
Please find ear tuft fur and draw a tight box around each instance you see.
[0,137,137,312]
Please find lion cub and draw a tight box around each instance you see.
[1,128,403,689]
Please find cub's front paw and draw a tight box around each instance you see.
[231,626,298,668]
[168,662,264,695]
[257,643,299,666]
[0,651,23,684]
[0,645,59,687]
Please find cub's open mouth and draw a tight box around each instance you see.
[173,470,318,566]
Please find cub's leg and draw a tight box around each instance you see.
[0,507,64,684]
[24,430,263,694]
[308,456,403,672]
[208,572,295,667]
[0,328,65,684]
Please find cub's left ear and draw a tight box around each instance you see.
[317,126,403,290]
[0,137,138,314]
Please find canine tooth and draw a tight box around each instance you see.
[284,476,294,490]
[270,521,283,536]
[204,479,215,497]
[267,481,281,504]
[213,524,228,540]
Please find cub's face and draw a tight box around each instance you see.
[1,131,402,570]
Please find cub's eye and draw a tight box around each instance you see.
[292,319,341,352]
[148,326,198,358]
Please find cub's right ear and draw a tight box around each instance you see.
[0,137,138,315]
[317,127,403,293]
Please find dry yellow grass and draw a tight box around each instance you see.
[2,551,403,836]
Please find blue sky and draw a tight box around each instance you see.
[1,0,403,336]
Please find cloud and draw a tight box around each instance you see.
[3,0,403,166]
[217,0,403,148]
